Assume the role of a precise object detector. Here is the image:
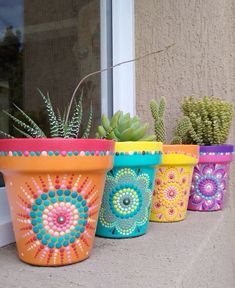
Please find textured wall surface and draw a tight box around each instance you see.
[135,0,235,204]
[135,2,235,286]
[135,0,234,144]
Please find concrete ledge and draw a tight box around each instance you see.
[0,209,234,288]
[0,187,15,247]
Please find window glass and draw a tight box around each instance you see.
[0,0,101,185]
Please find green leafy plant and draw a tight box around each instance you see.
[96,111,156,141]
[0,89,93,139]
[150,97,192,144]
[181,96,234,145]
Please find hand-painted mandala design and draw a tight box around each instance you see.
[188,163,228,211]
[151,167,191,221]
[98,168,152,236]
[16,174,99,265]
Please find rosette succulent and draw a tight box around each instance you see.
[181,96,234,145]
[96,111,156,141]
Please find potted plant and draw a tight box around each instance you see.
[95,111,162,238]
[149,98,199,222]
[180,96,234,211]
[0,91,115,266]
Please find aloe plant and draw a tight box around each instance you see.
[0,89,93,139]
[96,111,156,141]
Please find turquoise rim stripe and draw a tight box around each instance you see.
[0,150,162,157]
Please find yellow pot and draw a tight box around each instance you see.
[150,145,199,222]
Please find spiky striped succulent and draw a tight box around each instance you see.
[96,111,156,141]
[0,89,92,139]
[181,96,234,145]
[150,97,192,144]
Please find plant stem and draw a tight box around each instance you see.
[65,43,175,124]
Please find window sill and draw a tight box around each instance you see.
[0,187,15,247]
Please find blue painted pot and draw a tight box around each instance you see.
[96,142,163,238]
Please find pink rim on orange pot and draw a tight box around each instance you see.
[0,138,114,266]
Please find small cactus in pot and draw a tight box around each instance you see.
[96,111,162,238]
[180,96,234,212]
[0,89,115,266]
[149,98,193,145]
[149,97,199,222]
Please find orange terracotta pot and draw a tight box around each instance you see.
[150,145,199,222]
[0,139,114,266]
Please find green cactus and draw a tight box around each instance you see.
[150,98,166,143]
[0,90,93,139]
[150,97,197,144]
[181,96,234,145]
[171,116,193,144]
[96,111,156,142]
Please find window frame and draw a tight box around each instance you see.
[0,0,135,246]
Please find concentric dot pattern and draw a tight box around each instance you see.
[30,189,89,249]
[189,163,229,211]
[164,185,179,201]
[110,185,142,219]
[151,166,191,222]
[97,167,152,237]
[195,175,220,199]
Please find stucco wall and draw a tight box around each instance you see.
[135,0,234,144]
[135,0,235,204]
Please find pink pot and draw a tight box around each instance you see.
[188,145,234,211]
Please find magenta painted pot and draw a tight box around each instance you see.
[188,145,234,211]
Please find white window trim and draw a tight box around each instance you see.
[112,0,136,115]
[0,0,136,247]
[100,0,113,117]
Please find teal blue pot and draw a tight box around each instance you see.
[96,142,163,238]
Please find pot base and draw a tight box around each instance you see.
[150,216,186,223]
[18,253,89,267]
[187,207,222,212]
[96,231,146,239]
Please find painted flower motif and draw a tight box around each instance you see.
[189,163,228,211]
[151,167,191,221]
[16,174,99,265]
[99,168,152,236]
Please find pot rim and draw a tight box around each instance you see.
[115,141,162,153]
[0,138,114,152]
[163,144,199,158]
[199,144,234,153]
